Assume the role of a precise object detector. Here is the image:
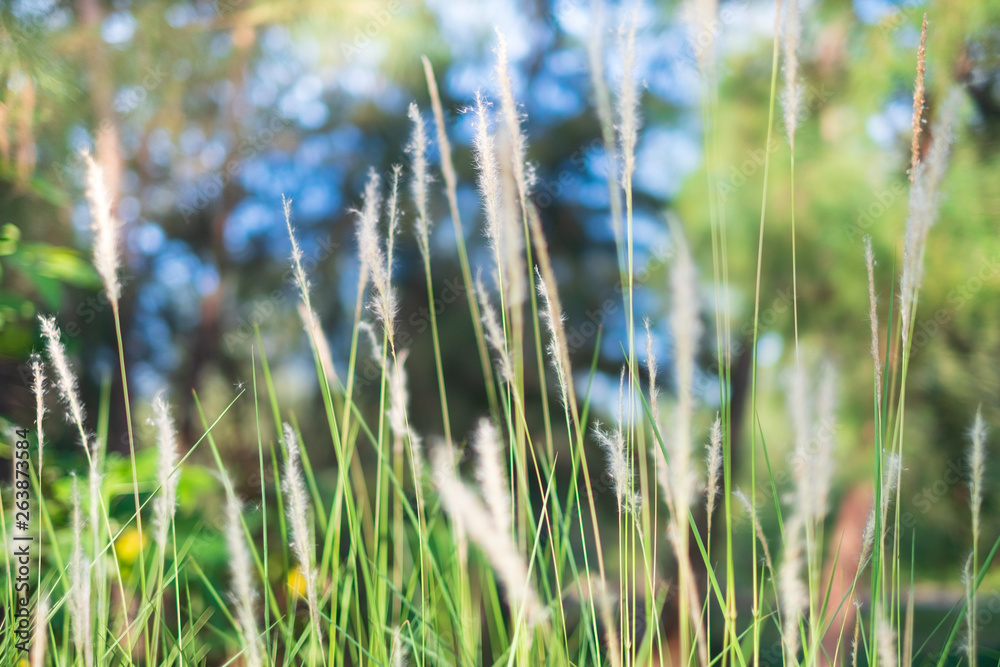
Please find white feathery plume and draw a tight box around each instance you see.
[358,320,384,366]
[283,195,312,316]
[594,368,637,514]
[69,475,93,667]
[900,89,960,345]
[780,363,822,660]
[669,231,701,511]
[861,452,901,568]
[389,625,408,667]
[30,594,49,667]
[780,362,837,659]
[355,169,382,288]
[810,364,837,521]
[594,420,633,515]
[865,237,882,407]
[877,612,897,667]
[38,316,87,441]
[617,11,640,188]
[684,0,719,70]
[475,272,515,385]
[859,508,876,569]
[644,319,660,426]
[473,418,510,534]
[30,353,45,477]
[387,163,403,246]
[151,393,180,549]
[493,29,532,202]
[498,135,526,307]
[964,553,976,664]
[432,446,544,627]
[779,511,807,661]
[286,198,340,386]
[881,451,901,523]
[222,476,263,667]
[536,267,570,406]
[968,408,986,666]
[782,0,802,146]
[527,205,576,418]
[282,423,322,644]
[471,92,503,253]
[408,103,432,261]
[705,414,722,532]
[788,364,811,485]
[356,169,396,338]
[82,151,121,305]
[968,407,987,544]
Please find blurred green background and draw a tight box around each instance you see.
[0,0,999,652]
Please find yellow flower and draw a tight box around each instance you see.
[114,527,147,565]
[287,567,309,598]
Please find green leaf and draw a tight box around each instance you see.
[16,242,101,287]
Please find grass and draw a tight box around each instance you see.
[0,4,993,667]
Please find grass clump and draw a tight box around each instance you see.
[2,5,994,667]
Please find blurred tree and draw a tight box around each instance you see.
[0,0,998,581]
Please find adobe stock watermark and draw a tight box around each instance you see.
[51,64,168,188]
[878,0,923,35]
[16,269,141,390]
[352,271,480,393]
[731,413,836,529]
[691,284,795,396]
[532,138,605,211]
[717,84,832,203]
[339,1,403,61]
[900,454,972,529]
[907,253,1000,354]
[179,113,293,223]
[842,180,908,242]
[223,234,338,353]
[569,240,678,356]
[686,0,752,66]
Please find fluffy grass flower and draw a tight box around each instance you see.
[69,475,93,667]
[356,169,396,338]
[475,272,515,385]
[705,414,722,532]
[473,418,510,535]
[432,444,544,628]
[82,151,121,305]
[782,0,802,145]
[900,89,960,344]
[38,316,86,443]
[151,393,180,549]
[30,353,45,476]
[282,423,322,645]
[408,102,432,260]
[223,476,263,667]
[493,30,531,203]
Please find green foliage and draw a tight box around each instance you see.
[1,1,999,666]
